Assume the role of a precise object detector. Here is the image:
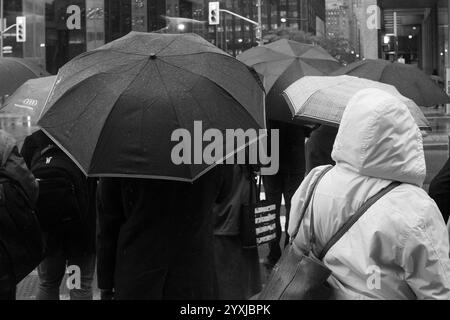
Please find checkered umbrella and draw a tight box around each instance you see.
[283,75,431,130]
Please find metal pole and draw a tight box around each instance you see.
[257,0,263,46]
[1,0,4,58]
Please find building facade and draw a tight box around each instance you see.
[326,0,351,40]
[0,0,325,73]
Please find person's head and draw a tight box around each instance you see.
[331,88,425,186]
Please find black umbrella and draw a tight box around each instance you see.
[0,57,48,98]
[38,32,265,182]
[237,39,341,122]
[331,59,450,106]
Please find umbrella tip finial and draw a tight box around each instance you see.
[150,53,157,60]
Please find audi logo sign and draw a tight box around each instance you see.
[22,98,38,107]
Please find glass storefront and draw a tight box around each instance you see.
[1,0,111,74]
[1,0,326,71]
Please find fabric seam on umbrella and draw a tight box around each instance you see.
[158,57,264,128]
[86,57,161,172]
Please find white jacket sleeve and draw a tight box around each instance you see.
[288,166,328,253]
[401,201,450,300]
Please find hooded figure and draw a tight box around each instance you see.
[288,88,450,300]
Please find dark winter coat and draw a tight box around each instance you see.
[0,130,39,299]
[96,166,228,300]
[429,157,450,222]
[21,130,97,256]
[212,165,261,299]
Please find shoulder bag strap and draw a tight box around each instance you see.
[317,181,402,260]
[289,165,333,243]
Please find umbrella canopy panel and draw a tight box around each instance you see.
[331,59,450,106]
[238,39,341,122]
[39,32,266,181]
[0,57,48,97]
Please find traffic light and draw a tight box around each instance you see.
[208,2,220,25]
[16,16,26,42]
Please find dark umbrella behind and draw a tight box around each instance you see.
[38,32,265,182]
[331,59,450,106]
[237,39,341,122]
[0,57,49,98]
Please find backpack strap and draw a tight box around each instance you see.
[316,181,402,260]
[289,165,333,243]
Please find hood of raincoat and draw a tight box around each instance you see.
[0,130,38,203]
[331,88,426,187]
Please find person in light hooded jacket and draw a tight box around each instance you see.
[288,88,450,300]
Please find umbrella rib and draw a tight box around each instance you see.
[86,57,160,172]
[158,57,262,129]
[152,60,194,179]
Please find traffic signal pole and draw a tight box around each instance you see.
[209,0,263,47]
[219,8,263,46]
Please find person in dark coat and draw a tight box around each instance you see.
[305,125,338,175]
[429,156,450,223]
[263,120,308,268]
[0,130,39,300]
[96,165,228,300]
[21,130,97,300]
[212,165,261,299]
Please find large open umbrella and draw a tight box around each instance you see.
[1,76,56,124]
[0,57,49,98]
[331,59,450,107]
[38,32,265,182]
[283,75,430,130]
[237,39,341,122]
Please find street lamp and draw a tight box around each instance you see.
[280,17,287,23]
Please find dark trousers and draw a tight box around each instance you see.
[36,248,96,300]
[263,172,304,263]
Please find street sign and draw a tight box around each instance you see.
[16,16,26,42]
[208,2,220,25]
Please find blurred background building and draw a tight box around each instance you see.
[0,0,326,73]
[0,0,448,83]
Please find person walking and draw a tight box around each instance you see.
[96,166,228,300]
[289,88,450,299]
[263,120,308,268]
[429,157,450,223]
[305,125,338,175]
[21,130,97,300]
[0,130,40,300]
[212,164,262,299]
